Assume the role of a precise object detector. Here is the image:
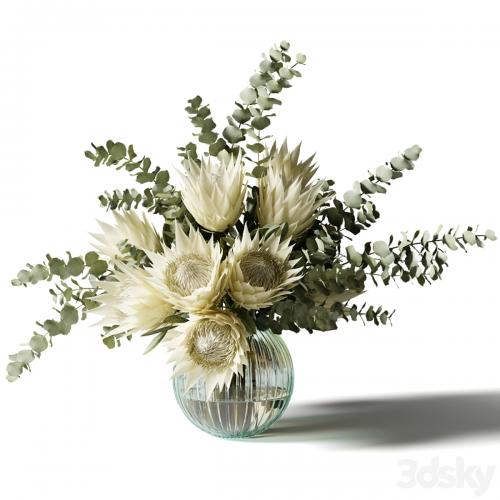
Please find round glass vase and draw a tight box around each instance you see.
[173,329,294,439]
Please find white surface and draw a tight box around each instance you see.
[1,1,500,499]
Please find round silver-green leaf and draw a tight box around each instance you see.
[239,87,257,104]
[444,233,458,251]
[30,334,49,353]
[251,116,271,131]
[278,67,293,80]
[296,53,307,64]
[269,49,282,61]
[403,144,422,161]
[16,350,35,363]
[375,164,393,182]
[391,156,411,171]
[266,80,281,93]
[346,246,363,267]
[485,229,497,241]
[463,230,476,245]
[222,126,244,144]
[373,241,391,258]
[343,190,362,209]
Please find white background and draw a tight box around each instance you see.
[1,1,500,498]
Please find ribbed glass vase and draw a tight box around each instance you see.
[173,329,294,439]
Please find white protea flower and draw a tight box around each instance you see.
[91,210,162,259]
[228,226,302,310]
[258,141,326,238]
[145,223,227,313]
[166,310,249,396]
[93,263,175,335]
[180,154,246,232]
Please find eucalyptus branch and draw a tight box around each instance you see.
[177,41,307,172]
[7,40,497,387]
[7,252,107,381]
[258,293,393,334]
[342,145,423,230]
[344,226,497,288]
[85,140,184,216]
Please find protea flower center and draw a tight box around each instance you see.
[239,250,284,290]
[187,320,237,369]
[165,254,212,296]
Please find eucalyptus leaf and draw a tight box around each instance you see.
[485,229,497,241]
[67,257,85,276]
[251,116,271,130]
[109,143,127,161]
[222,126,244,144]
[89,259,108,277]
[269,49,282,61]
[373,241,391,258]
[403,145,422,161]
[444,233,458,251]
[17,270,31,284]
[249,73,269,88]
[256,97,274,110]
[278,67,293,80]
[232,108,251,124]
[7,362,23,378]
[31,264,49,284]
[391,157,411,171]
[343,190,362,209]
[346,245,363,266]
[16,350,35,363]
[43,319,62,336]
[61,304,78,326]
[30,334,48,353]
[375,165,393,182]
[209,138,227,156]
[240,87,257,104]
[296,53,307,64]
[266,80,281,93]
[463,230,476,245]
[199,131,218,144]
[259,60,273,72]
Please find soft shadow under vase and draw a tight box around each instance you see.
[173,329,294,439]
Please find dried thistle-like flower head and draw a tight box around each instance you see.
[228,226,302,310]
[145,223,227,313]
[166,310,249,396]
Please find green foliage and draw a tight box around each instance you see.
[256,295,393,334]
[140,315,188,354]
[342,145,422,230]
[343,226,495,287]
[178,41,306,167]
[178,96,226,161]
[7,253,104,381]
[7,40,497,384]
[85,140,175,209]
[85,141,187,244]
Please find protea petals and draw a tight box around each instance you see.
[258,141,326,238]
[228,226,302,310]
[93,262,175,336]
[145,223,227,313]
[166,310,249,396]
[91,210,162,259]
[180,154,246,232]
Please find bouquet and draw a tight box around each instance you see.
[7,41,496,402]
